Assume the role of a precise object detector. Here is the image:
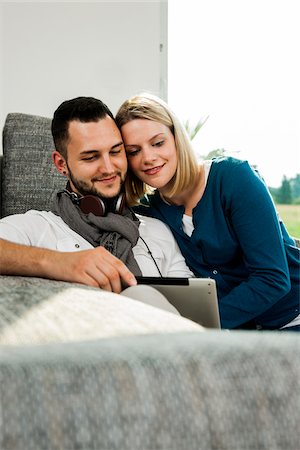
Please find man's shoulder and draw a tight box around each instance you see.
[0,209,43,223]
[0,210,71,234]
[1,210,61,224]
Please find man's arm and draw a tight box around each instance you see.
[0,239,136,293]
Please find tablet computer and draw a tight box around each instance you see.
[135,277,221,329]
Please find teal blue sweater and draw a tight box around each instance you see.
[135,157,300,329]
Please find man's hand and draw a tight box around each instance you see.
[0,239,137,293]
[47,246,137,293]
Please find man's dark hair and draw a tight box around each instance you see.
[51,96,115,159]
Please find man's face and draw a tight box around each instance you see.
[61,116,128,199]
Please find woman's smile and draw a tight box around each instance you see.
[143,164,165,176]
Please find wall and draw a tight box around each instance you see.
[0,5,3,128]
[0,1,167,143]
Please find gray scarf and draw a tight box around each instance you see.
[51,190,142,276]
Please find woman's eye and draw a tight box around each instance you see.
[126,148,140,156]
[154,140,164,147]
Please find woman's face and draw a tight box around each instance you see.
[120,119,178,191]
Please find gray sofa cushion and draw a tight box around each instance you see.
[0,276,299,450]
[1,113,65,217]
[0,326,299,449]
[0,276,201,345]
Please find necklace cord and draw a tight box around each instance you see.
[139,236,163,277]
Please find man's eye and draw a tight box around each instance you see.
[110,149,121,155]
[82,155,97,161]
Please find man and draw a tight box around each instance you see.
[0,97,192,294]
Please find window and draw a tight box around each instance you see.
[168,0,300,187]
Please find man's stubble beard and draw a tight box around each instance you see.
[67,165,125,199]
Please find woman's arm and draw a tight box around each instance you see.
[218,160,291,328]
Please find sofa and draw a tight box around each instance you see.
[0,112,299,450]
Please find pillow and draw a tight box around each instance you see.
[1,112,65,217]
[0,276,202,346]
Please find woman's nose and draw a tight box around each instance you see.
[142,146,157,163]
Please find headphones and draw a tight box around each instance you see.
[78,193,126,216]
[62,187,126,217]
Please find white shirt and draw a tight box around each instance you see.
[0,210,193,278]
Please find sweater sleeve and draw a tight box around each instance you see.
[218,160,291,328]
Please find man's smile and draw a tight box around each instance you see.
[93,174,119,184]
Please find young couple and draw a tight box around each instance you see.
[0,95,299,331]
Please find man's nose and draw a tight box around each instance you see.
[101,155,114,173]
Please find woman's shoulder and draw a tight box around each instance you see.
[210,156,259,180]
[211,155,248,169]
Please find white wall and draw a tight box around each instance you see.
[0,1,167,146]
[0,5,3,128]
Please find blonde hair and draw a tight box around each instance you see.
[115,93,199,205]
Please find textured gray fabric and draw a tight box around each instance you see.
[0,326,299,449]
[1,113,65,217]
[0,276,299,450]
[0,276,201,345]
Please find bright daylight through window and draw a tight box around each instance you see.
[168,0,300,191]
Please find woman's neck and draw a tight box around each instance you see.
[159,164,206,216]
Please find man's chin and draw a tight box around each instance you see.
[98,192,122,200]
[71,178,124,199]
[92,186,122,200]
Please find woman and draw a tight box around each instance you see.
[115,93,300,331]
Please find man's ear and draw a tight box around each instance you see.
[52,151,68,176]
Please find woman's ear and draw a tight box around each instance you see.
[52,151,68,176]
